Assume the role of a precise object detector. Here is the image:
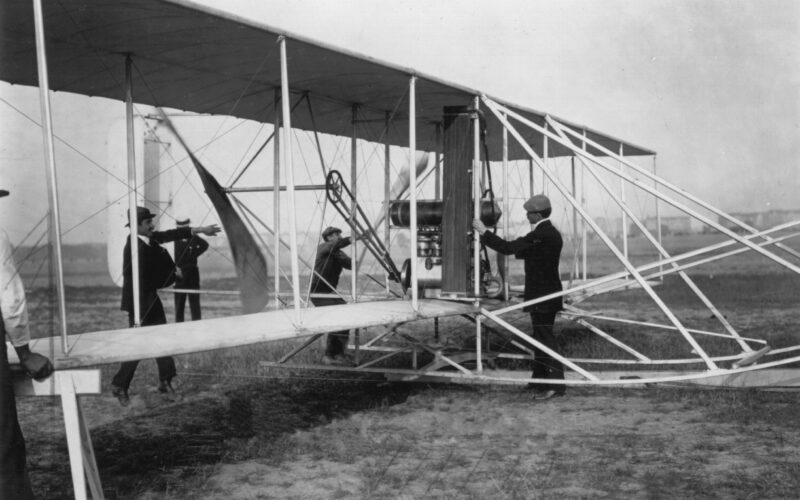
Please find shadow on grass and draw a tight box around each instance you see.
[30,376,425,500]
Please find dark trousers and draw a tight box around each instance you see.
[175,267,201,322]
[310,296,349,357]
[111,301,177,391]
[0,318,35,500]
[529,311,565,393]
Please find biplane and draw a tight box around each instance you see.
[2,0,800,498]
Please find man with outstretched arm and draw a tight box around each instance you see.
[112,207,220,406]
[472,194,566,400]
[1,189,55,499]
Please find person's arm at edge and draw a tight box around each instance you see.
[153,224,221,244]
[1,230,53,380]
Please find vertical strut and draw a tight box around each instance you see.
[278,36,302,311]
[409,76,418,310]
[273,89,281,309]
[32,0,69,351]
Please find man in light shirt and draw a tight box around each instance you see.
[1,189,55,499]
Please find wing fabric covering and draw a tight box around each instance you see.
[159,111,269,313]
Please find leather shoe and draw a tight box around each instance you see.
[322,355,343,366]
[334,353,355,366]
[111,385,130,407]
[158,379,179,400]
[533,389,565,400]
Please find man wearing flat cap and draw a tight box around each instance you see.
[112,207,220,406]
[309,226,358,365]
[473,194,566,400]
[173,217,210,323]
[1,189,54,499]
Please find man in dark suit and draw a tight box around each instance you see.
[112,206,220,406]
[473,194,566,400]
[173,217,210,322]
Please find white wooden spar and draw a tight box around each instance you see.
[384,111,392,294]
[472,96,482,372]
[124,55,142,329]
[500,221,800,315]
[408,75,418,310]
[619,144,628,262]
[32,0,69,351]
[273,88,281,309]
[653,155,664,280]
[548,123,751,352]
[542,115,800,271]
[580,130,588,280]
[482,96,719,370]
[278,35,302,311]
[501,112,509,301]
[350,105,358,302]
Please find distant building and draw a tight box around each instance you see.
[594,216,621,238]
[718,209,800,232]
[630,216,693,237]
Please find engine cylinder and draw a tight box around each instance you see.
[389,200,502,228]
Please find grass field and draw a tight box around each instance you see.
[15,234,800,499]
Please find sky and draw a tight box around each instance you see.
[1,0,798,244]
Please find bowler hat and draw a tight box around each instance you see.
[0,190,9,198]
[125,206,156,226]
[322,226,342,240]
[523,194,551,213]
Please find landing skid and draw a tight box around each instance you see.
[259,327,800,390]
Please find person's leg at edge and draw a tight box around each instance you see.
[174,292,186,323]
[111,311,143,404]
[0,321,35,500]
[530,311,565,395]
[139,299,178,393]
[187,268,201,321]
[188,292,201,321]
[325,330,348,358]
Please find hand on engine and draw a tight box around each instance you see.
[472,219,487,235]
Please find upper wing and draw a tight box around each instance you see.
[0,0,652,160]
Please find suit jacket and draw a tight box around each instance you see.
[310,237,352,294]
[174,235,209,269]
[481,220,563,313]
[120,227,192,314]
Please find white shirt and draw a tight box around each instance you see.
[0,228,30,346]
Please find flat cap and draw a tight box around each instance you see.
[322,226,342,239]
[523,194,551,213]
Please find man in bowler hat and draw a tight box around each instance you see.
[112,206,220,405]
